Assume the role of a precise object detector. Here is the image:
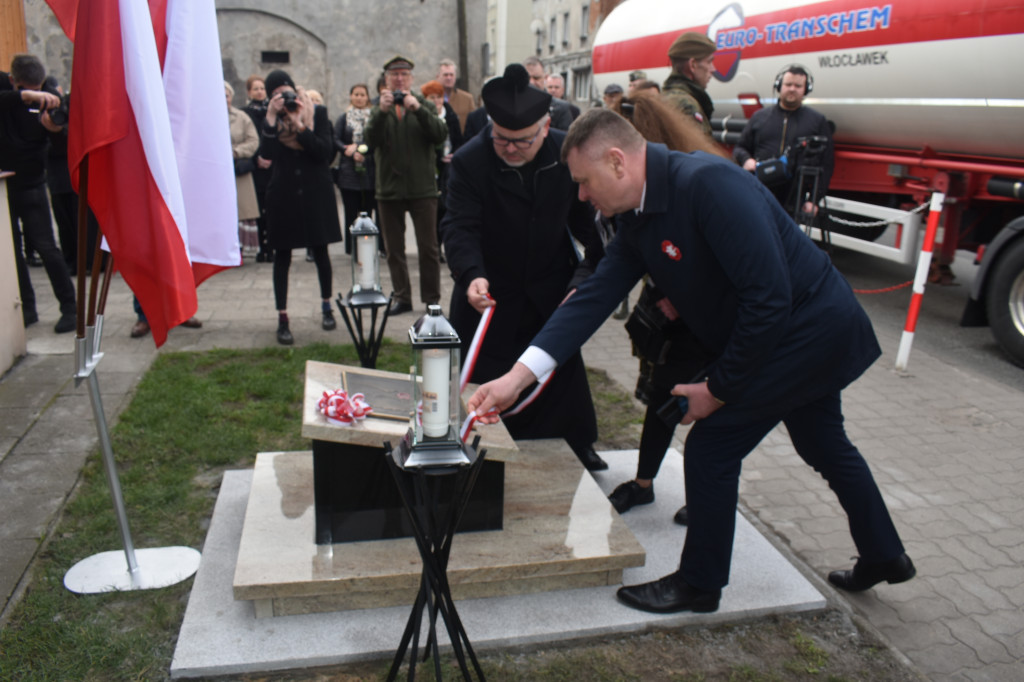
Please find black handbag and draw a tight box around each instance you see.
[233,157,256,176]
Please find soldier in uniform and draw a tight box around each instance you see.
[661,32,716,136]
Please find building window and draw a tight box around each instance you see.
[261,51,289,64]
[572,66,591,102]
[549,18,556,51]
[562,12,570,46]
[580,5,590,41]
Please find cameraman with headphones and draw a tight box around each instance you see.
[733,65,834,216]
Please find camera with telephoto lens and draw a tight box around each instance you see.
[280,90,299,112]
[47,93,71,127]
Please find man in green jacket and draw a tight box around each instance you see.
[365,55,449,315]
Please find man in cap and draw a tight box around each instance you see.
[522,56,574,131]
[627,70,647,93]
[439,63,608,472]
[365,56,449,315]
[602,83,624,111]
[663,31,717,135]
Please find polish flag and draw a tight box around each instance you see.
[45,0,238,346]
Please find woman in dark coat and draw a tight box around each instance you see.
[333,83,376,254]
[259,69,342,345]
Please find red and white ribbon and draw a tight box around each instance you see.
[456,293,556,442]
[459,295,495,392]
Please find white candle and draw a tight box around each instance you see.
[421,348,450,437]
[357,236,376,290]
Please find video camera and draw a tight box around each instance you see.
[792,135,829,169]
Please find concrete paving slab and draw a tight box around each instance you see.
[171,451,825,678]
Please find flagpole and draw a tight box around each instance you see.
[64,153,201,594]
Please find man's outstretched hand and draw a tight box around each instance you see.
[467,362,537,423]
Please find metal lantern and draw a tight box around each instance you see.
[402,305,469,467]
[349,212,382,300]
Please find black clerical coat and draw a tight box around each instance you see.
[440,126,604,444]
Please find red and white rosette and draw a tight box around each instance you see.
[317,389,373,426]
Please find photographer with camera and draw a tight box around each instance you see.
[733,65,833,217]
[364,55,448,316]
[258,69,342,345]
[1,54,77,333]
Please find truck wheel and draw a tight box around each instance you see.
[986,237,1024,367]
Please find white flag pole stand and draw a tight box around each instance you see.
[62,155,201,594]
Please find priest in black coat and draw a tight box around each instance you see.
[440,64,607,470]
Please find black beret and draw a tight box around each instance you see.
[482,64,552,130]
[264,69,295,95]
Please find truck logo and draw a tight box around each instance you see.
[707,2,893,83]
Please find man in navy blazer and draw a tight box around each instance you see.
[469,109,915,614]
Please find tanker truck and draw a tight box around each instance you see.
[591,0,1024,366]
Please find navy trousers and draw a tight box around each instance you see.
[679,390,905,591]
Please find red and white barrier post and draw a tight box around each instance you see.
[895,191,946,370]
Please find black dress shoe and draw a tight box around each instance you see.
[673,505,689,526]
[54,313,76,334]
[574,447,608,471]
[609,481,654,513]
[276,322,294,346]
[617,571,721,614]
[388,300,413,315]
[322,310,337,331]
[828,553,916,592]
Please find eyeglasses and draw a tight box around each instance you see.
[490,126,544,150]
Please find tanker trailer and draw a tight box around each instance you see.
[592,0,1024,366]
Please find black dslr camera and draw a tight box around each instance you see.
[47,94,71,127]
[279,90,299,112]
[391,90,406,103]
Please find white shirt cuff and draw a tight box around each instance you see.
[518,346,557,381]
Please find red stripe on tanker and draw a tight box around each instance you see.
[592,0,1024,158]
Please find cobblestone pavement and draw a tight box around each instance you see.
[3,235,1023,681]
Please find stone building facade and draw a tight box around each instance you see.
[22,0,486,118]
[484,0,621,110]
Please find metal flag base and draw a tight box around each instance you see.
[63,546,202,594]
[64,330,202,595]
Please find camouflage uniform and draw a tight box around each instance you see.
[662,72,713,136]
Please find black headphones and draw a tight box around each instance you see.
[773,64,813,94]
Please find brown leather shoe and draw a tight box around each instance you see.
[181,316,203,329]
[130,320,150,338]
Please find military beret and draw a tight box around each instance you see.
[482,63,552,130]
[667,32,716,60]
[383,55,414,71]
[628,70,647,82]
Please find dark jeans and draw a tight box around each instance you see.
[8,183,76,320]
[680,390,905,591]
[50,190,101,273]
[273,245,332,311]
